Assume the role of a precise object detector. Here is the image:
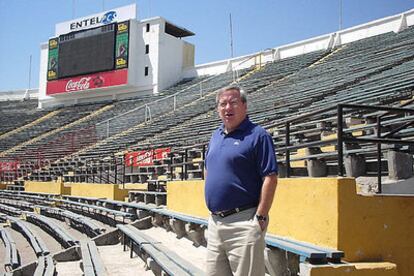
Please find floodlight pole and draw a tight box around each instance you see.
[229,13,234,58]
[339,0,343,30]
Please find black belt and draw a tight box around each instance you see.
[211,204,256,218]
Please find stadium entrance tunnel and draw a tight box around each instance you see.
[167,178,414,276]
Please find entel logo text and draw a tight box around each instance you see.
[70,11,117,30]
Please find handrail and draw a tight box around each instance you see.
[96,75,217,126]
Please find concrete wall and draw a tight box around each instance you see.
[167,180,209,218]
[128,19,155,92]
[25,181,70,194]
[157,30,185,91]
[70,183,128,200]
[167,178,414,276]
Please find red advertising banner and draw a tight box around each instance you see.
[0,161,20,172]
[125,148,171,167]
[46,69,128,95]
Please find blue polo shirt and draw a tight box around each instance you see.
[204,117,278,212]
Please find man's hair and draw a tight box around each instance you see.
[216,86,247,105]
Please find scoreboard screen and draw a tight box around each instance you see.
[58,24,115,78]
[47,21,129,81]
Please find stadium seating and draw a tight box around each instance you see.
[0,99,47,135]
[6,26,412,184]
[0,73,234,185]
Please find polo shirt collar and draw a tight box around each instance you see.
[219,116,251,135]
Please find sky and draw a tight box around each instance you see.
[0,0,413,91]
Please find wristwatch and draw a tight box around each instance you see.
[256,214,267,221]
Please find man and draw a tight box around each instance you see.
[204,86,278,276]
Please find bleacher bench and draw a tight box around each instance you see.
[26,213,78,248]
[148,209,344,264]
[265,235,344,264]
[1,228,20,271]
[40,207,105,238]
[80,240,107,276]
[55,199,136,224]
[7,216,50,257]
[117,224,204,276]
[33,255,55,276]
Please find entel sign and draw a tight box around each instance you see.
[55,4,136,36]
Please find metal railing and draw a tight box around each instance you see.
[95,75,221,139]
[282,103,414,193]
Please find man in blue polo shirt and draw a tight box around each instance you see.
[205,86,278,276]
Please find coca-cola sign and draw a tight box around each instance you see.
[66,77,91,91]
[47,69,128,95]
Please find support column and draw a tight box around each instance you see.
[387,150,413,179]
[307,159,327,177]
[344,154,366,177]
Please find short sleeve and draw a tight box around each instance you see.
[255,132,278,177]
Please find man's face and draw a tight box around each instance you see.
[217,89,247,133]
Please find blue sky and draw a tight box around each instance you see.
[0,0,413,91]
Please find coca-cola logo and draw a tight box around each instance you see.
[65,77,91,92]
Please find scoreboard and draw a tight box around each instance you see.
[46,21,130,95]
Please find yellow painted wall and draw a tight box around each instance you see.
[268,178,340,248]
[306,262,399,276]
[25,181,69,194]
[166,178,340,247]
[70,183,128,201]
[122,183,148,190]
[338,182,414,276]
[167,180,209,218]
[166,178,414,276]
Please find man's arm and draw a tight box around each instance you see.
[256,174,278,231]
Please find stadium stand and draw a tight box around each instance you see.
[5,71,240,186]
[132,26,414,180]
[0,74,234,187]
[0,99,47,136]
[2,27,412,188]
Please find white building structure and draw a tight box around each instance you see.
[37,4,195,108]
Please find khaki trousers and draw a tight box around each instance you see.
[206,208,266,276]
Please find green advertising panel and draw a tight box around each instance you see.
[47,38,59,80]
[115,21,129,70]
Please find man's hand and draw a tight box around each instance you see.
[258,218,268,232]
